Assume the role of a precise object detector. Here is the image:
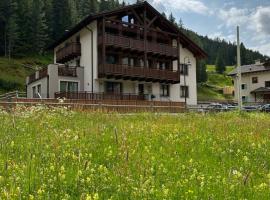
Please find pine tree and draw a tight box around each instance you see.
[168,12,176,25]
[197,60,207,83]
[99,0,109,12]
[6,0,19,59]
[31,0,49,54]
[51,0,72,40]
[215,51,226,74]
[79,0,99,18]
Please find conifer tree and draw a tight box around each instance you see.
[31,0,48,54]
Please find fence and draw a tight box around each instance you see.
[0,98,186,113]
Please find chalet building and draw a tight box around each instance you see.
[26,1,206,105]
[228,60,270,103]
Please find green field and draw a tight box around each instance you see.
[0,55,52,94]
[1,107,270,199]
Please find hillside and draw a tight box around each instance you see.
[0,55,52,94]
[1,108,270,199]
[197,65,234,101]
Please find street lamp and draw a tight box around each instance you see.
[183,57,190,108]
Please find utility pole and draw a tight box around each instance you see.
[237,26,242,110]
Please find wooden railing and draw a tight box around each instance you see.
[55,92,146,100]
[99,64,180,83]
[28,67,48,84]
[103,34,178,57]
[39,67,48,79]
[58,66,77,77]
[56,43,81,63]
[28,73,36,84]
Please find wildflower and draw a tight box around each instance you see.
[0,175,4,183]
[10,141,15,147]
[243,156,249,162]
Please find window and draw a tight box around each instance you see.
[265,81,270,87]
[160,84,170,97]
[180,64,188,75]
[180,86,189,98]
[122,57,129,65]
[105,82,122,94]
[106,54,117,64]
[32,86,36,98]
[139,59,144,67]
[130,58,134,66]
[241,84,247,90]
[242,96,247,102]
[159,62,165,70]
[252,77,258,84]
[60,81,78,92]
[37,84,41,95]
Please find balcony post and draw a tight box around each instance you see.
[143,7,147,69]
[102,17,106,70]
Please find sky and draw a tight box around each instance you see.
[127,0,270,56]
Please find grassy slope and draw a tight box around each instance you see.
[0,55,52,94]
[1,108,270,199]
[197,65,234,101]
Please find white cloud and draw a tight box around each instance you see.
[250,43,270,56]
[151,0,209,15]
[252,6,270,35]
[219,7,250,27]
[218,6,270,56]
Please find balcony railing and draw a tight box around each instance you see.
[58,66,77,77]
[99,64,180,83]
[102,34,178,58]
[28,67,48,84]
[56,43,81,63]
[55,92,146,100]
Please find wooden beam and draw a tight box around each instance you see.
[130,8,144,25]
[147,16,157,28]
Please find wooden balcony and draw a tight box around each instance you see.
[56,43,81,63]
[102,34,178,58]
[58,66,77,77]
[99,64,180,83]
[55,91,146,100]
[28,67,48,84]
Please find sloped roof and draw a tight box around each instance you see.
[250,87,270,93]
[48,1,207,59]
[228,63,270,76]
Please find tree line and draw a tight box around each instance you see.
[0,0,268,82]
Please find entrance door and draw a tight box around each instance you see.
[138,84,144,95]
[264,94,270,103]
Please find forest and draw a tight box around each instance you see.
[0,0,268,81]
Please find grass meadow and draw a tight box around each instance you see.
[1,106,270,199]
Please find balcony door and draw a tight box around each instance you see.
[105,82,122,94]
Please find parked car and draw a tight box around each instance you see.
[206,103,228,112]
[260,104,270,112]
[227,105,238,110]
[241,105,257,112]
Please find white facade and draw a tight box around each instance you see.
[232,70,270,102]
[51,20,199,105]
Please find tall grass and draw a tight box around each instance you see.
[0,107,270,199]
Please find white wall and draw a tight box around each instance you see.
[54,21,98,93]
[233,71,270,102]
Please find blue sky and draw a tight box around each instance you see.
[127,0,270,56]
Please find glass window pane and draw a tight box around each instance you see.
[60,81,67,92]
